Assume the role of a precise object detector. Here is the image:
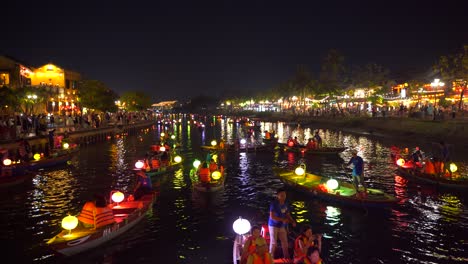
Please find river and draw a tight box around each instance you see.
[1,114,467,263]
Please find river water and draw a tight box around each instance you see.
[1,114,467,264]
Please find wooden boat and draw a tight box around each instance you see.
[191,167,226,193]
[144,162,181,177]
[273,167,399,208]
[45,191,156,256]
[201,143,274,153]
[394,159,468,189]
[279,143,346,155]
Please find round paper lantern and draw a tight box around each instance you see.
[449,163,457,173]
[396,158,405,167]
[232,217,251,235]
[174,155,182,163]
[135,160,144,169]
[3,159,12,166]
[193,159,201,168]
[112,191,125,203]
[63,143,70,149]
[295,167,305,176]
[326,179,339,190]
[160,132,165,137]
[211,171,222,180]
[61,215,78,231]
[211,140,217,146]
[240,139,246,145]
[171,135,176,140]
[33,153,41,161]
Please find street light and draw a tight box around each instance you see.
[27,94,37,114]
[430,79,444,106]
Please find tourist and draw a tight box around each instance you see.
[346,149,367,194]
[241,225,262,264]
[294,225,322,263]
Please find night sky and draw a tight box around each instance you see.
[2,0,467,101]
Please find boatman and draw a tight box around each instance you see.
[346,149,367,195]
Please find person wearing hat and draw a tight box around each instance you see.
[246,237,273,264]
[133,169,153,200]
[346,150,367,195]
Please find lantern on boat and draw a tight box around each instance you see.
[61,215,78,234]
[326,179,339,190]
[171,135,176,140]
[174,155,182,163]
[211,171,222,180]
[449,163,457,173]
[3,159,12,166]
[135,160,145,169]
[159,146,166,152]
[396,158,405,167]
[63,143,69,149]
[112,191,125,203]
[193,159,201,168]
[233,217,251,235]
[212,154,218,163]
[160,132,165,137]
[295,166,305,176]
[33,153,41,161]
[240,139,246,145]
[211,140,217,146]
[288,141,294,147]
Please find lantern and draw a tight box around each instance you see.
[449,163,457,173]
[171,135,176,140]
[3,159,12,166]
[174,155,182,163]
[295,166,305,176]
[135,160,144,169]
[396,158,405,167]
[326,179,339,190]
[33,153,41,161]
[193,159,201,168]
[160,132,165,137]
[232,217,251,235]
[63,143,69,149]
[112,191,125,203]
[211,140,217,146]
[61,215,78,233]
[240,139,246,145]
[211,171,222,180]
[288,141,294,147]
[159,146,166,152]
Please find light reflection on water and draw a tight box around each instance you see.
[0,116,467,263]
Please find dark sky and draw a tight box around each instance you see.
[2,0,467,102]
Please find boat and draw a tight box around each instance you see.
[190,159,226,193]
[136,148,183,177]
[278,143,346,155]
[273,166,399,208]
[45,191,156,256]
[0,168,35,188]
[393,157,468,189]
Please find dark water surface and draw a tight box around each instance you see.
[1,115,467,263]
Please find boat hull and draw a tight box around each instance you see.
[396,166,468,189]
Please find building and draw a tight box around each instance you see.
[0,55,33,89]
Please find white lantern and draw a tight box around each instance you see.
[295,167,305,176]
[240,139,246,145]
[326,179,339,190]
[135,160,144,169]
[233,217,251,235]
[112,191,125,203]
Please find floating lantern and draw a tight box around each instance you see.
[240,139,246,145]
[449,163,457,173]
[159,146,166,152]
[211,140,217,146]
[112,191,125,203]
[135,160,144,169]
[33,153,41,161]
[396,158,405,167]
[63,143,69,149]
[160,132,165,137]
[174,155,182,163]
[233,217,251,235]
[193,159,201,168]
[326,179,339,190]
[212,154,218,162]
[295,166,305,176]
[211,171,222,180]
[3,159,12,166]
[61,215,78,233]
[171,135,176,140]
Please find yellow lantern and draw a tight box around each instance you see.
[171,135,176,140]
[160,132,165,137]
[295,167,305,176]
[211,140,217,146]
[112,191,125,203]
[174,155,182,163]
[396,158,405,167]
[193,159,201,168]
[33,153,41,161]
[211,171,222,180]
[326,179,339,190]
[159,146,166,152]
[3,159,12,166]
[449,163,457,173]
[63,143,69,149]
[61,215,78,233]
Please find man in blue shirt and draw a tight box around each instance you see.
[346,150,367,194]
[268,187,296,260]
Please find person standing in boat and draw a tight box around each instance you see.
[313,131,322,148]
[268,187,296,260]
[346,150,367,195]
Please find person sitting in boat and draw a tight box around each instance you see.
[246,237,274,264]
[219,139,225,150]
[294,225,322,264]
[17,138,32,162]
[240,225,262,264]
[346,150,367,195]
[313,131,322,148]
[160,150,170,166]
[209,158,218,172]
[77,194,114,229]
[306,138,317,150]
[198,161,211,183]
[411,147,424,167]
[424,158,436,175]
[133,169,153,200]
[151,154,161,169]
[293,137,300,146]
[304,246,323,264]
[264,130,271,140]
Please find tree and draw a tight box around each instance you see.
[433,45,468,110]
[351,63,390,95]
[78,80,118,112]
[0,86,16,114]
[119,91,152,111]
[319,49,347,96]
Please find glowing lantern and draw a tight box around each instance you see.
[63,143,69,149]
[3,159,12,166]
[288,141,294,147]
[326,179,339,190]
[61,215,78,233]
[112,191,125,203]
[171,135,176,140]
[232,217,251,235]
[212,154,218,162]
[396,158,405,167]
[33,153,41,161]
[211,140,217,146]
[160,132,165,137]
[193,159,201,168]
[159,146,166,152]
[211,171,222,180]
[174,155,182,163]
[449,163,457,173]
[135,160,144,169]
[240,139,246,145]
[295,166,305,176]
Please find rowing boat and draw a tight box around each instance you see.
[279,143,346,155]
